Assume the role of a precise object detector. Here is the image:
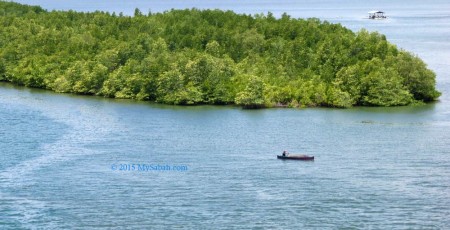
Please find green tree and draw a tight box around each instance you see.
[235,75,266,108]
[0,1,440,108]
[361,66,413,106]
[391,52,441,101]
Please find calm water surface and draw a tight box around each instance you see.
[2,0,450,229]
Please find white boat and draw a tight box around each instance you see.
[368,10,387,19]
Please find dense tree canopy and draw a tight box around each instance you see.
[0,1,440,108]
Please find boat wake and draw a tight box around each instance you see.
[0,92,120,227]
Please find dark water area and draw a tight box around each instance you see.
[2,0,450,229]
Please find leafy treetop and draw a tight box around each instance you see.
[0,1,440,108]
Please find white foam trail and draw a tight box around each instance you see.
[1,97,119,189]
[0,90,124,227]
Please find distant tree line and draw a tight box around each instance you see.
[0,1,440,108]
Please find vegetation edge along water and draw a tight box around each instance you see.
[0,1,441,108]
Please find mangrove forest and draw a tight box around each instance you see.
[0,1,441,108]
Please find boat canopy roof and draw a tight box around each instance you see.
[368,10,384,14]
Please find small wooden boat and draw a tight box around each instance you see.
[277,154,314,161]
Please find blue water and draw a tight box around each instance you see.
[2,0,450,229]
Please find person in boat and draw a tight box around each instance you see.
[282,150,288,157]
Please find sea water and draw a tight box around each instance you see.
[1,0,449,228]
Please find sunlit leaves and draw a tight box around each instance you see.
[235,75,266,108]
[0,1,440,108]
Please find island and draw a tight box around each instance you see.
[0,1,441,108]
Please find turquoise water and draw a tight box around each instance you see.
[2,1,450,229]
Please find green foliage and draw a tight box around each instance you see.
[235,75,266,108]
[389,52,441,101]
[0,1,440,108]
[327,86,353,108]
[361,66,413,106]
[0,59,6,81]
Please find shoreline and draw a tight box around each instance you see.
[0,81,437,109]
[0,2,441,109]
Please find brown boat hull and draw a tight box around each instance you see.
[277,155,314,161]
